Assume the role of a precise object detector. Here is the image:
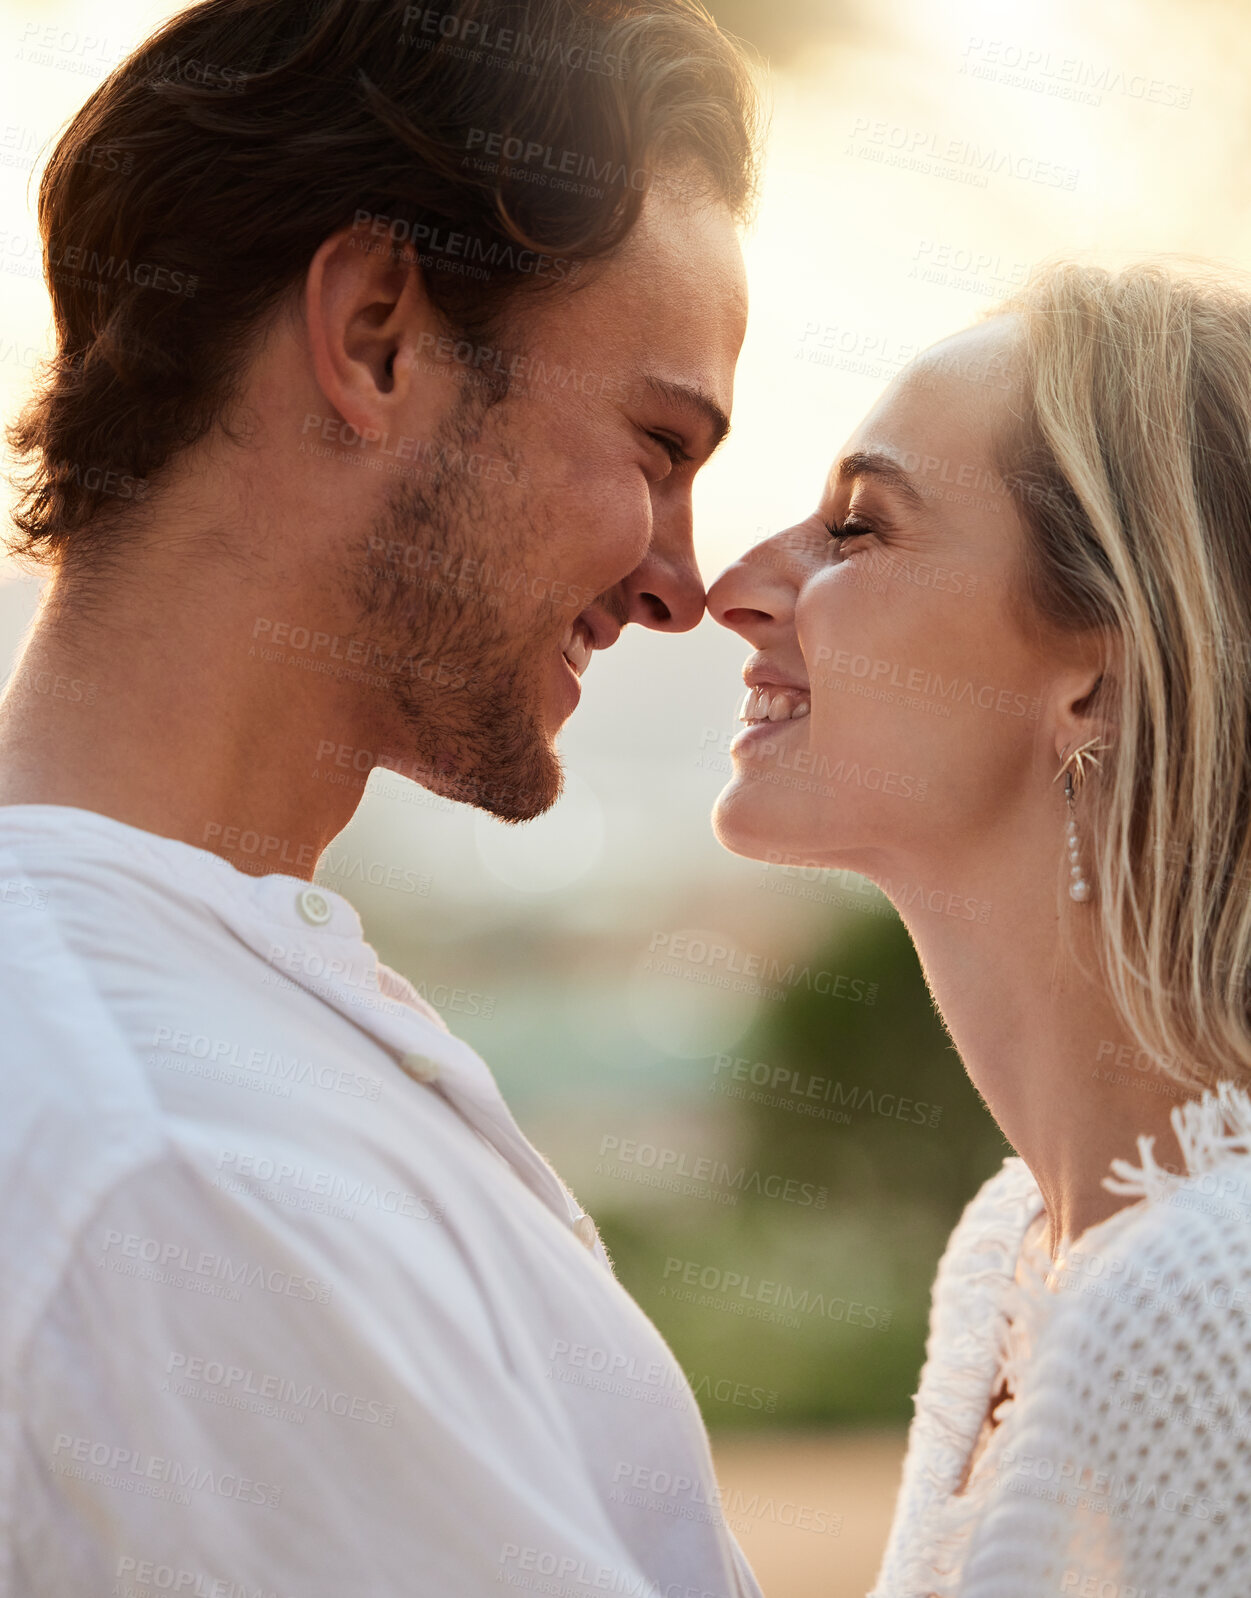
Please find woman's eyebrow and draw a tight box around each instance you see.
[835,450,928,510]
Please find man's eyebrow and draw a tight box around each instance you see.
[835,450,928,509]
[643,377,731,456]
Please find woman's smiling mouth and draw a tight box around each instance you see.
[738,684,811,724]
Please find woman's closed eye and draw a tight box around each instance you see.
[823,516,874,549]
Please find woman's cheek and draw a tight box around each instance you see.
[797,567,858,698]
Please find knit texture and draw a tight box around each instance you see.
[870,1082,1251,1598]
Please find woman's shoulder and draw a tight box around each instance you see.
[917,1156,1043,1356]
[957,1091,1251,1598]
[935,1154,1042,1276]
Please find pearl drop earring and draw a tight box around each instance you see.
[1064,768,1090,902]
[1054,736,1105,904]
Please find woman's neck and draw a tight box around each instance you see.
[893,867,1190,1255]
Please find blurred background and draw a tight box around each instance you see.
[3,0,1249,1590]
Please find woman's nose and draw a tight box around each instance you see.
[706,527,805,645]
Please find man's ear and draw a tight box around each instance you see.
[303,219,455,439]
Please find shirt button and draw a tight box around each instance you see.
[399,1051,440,1084]
[572,1213,599,1251]
[297,888,333,926]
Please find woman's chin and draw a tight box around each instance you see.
[711,779,803,864]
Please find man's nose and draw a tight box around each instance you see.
[620,538,706,633]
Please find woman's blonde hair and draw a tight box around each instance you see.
[991,260,1251,1093]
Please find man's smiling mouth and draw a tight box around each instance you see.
[562,617,594,677]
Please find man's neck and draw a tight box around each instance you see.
[0,566,372,879]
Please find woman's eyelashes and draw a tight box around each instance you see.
[822,515,874,550]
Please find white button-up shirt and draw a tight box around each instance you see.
[0,805,762,1598]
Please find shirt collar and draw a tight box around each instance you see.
[0,804,597,1246]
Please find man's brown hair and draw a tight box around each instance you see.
[6,0,761,566]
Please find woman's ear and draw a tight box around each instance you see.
[1052,635,1116,769]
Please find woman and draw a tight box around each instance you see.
[707,262,1251,1598]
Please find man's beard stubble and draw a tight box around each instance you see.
[349,384,561,823]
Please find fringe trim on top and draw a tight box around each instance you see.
[1102,1079,1251,1203]
[872,1083,1251,1597]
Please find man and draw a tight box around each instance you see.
[0,1,760,1593]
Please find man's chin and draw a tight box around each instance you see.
[410,735,563,823]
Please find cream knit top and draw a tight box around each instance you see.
[870,1082,1251,1598]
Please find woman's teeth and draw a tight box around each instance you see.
[562,622,593,677]
[738,686,812,724]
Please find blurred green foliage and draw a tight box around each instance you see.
[595,906,1011,1428]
